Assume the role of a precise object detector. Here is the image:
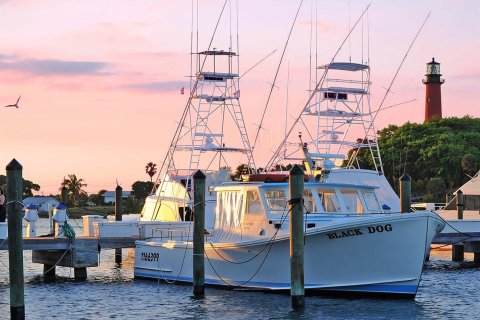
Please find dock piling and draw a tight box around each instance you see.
[445,192,452,205]
[115,185,123,264]
[452,190,464,261]
[192,170,206,297]
[399,173,411,213]
[61,186,68,205]
[7,159,25,320]
[289,165,305,310]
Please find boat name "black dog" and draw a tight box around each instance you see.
[327,224,392,240]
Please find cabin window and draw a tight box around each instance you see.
[264,189,288,212]
[247,190,263,214]
[215,191,244,229]
[363,191,382,212]
[318,189,340,212]
[303,189,316,212]
[341,190,364,213]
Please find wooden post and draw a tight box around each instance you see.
[7,159,25,320]
[474,253,480,265]
[47,186,68,278]
[456,190,464,220]
[115,185,123,264]
[192,170,206,297]
[445,192,452,205]
[452,190,464,261]
[61,186,68,205]
[399,173,411,213]
[74,268,87,280]
[289,165,305,309]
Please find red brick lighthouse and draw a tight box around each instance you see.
[422,57,445,121]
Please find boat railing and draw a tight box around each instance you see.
[411,202,446,212]
[151,228,190,241]
[147,226,215,241]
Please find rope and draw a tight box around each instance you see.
[42,244,73,275]
[66,208,85,232]
[158,217,194,285]
[204,201,306,288]
[63,222,76,239]
[430,216,477,250]
[208,202,292,265]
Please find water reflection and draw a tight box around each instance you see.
[0,219,479,319]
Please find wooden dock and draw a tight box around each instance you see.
[0,236,138,251]
[0,236,139,280]
[433,232,480,262]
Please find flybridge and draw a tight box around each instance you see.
[266,58,383,175]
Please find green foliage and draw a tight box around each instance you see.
[60,174,87,206]
[88,193,104,206]
[0,175,41,198]
[131,181,155,201]
[233,164,253,180]
[360,117,480,198]
[425,177,446,202]
[461,153,477,176]
[124,196,142,214]
[145,162,157,182]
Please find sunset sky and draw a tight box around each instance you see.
[0,0,479,195]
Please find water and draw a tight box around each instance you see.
[1,219,479,319]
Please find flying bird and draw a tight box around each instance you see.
[4,95,21,108]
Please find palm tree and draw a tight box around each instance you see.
[60,174,87,206]
[145,162,157,182]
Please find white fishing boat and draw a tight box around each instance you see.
[135,173,444,297]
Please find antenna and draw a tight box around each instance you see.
[284,61,290,158]
[252,0,304,150]
[348,0,351,62]
[265,3,372,171]
[372,12,431,124]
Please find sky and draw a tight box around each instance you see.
[0,0,479,195]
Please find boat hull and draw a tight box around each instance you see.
[134,212,444,297]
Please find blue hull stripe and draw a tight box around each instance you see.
[134,271,417,294]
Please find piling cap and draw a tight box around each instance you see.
[115,185,123,192]
[400,172,411,181]
[193,170,206,179]
[6,158,22,170]
[289,164,304,175]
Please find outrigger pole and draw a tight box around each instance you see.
[264,3,372,171]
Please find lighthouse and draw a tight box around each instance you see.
[422,57,445,122]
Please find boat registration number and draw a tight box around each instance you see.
[140,252,159,262]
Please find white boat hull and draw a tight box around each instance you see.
[134,212,444,297]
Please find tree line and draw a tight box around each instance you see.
[354,116,479,201]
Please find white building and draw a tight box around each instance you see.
[22,197,60,213]
[102,191,131,204]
